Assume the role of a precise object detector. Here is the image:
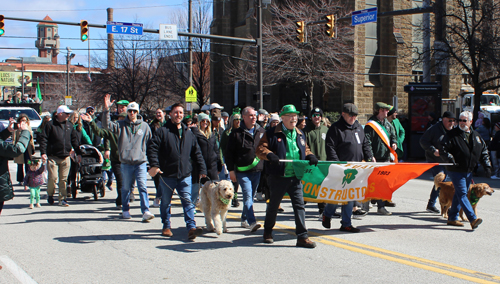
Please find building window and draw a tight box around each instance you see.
[412,0,424,79]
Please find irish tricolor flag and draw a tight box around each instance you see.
[291,160,437,204]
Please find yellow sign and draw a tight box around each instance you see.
[185,86,197,102]
[0,71,33,87]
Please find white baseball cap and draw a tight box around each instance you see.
[127,102,140,112]
[56,105,73,114]
[210,103,224,110]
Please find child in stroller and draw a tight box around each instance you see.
[72,145,106,200]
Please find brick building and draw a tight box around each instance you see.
[210,0,463,121]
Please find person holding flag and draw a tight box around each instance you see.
[257,104,318,248]
[322,103,374,232]
[364,102,398,215]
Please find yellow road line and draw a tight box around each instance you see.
[225,212,500,283]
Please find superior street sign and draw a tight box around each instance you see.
[352,7,377,26]
[106,21,143,35]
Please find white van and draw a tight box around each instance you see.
[0,106,42,143]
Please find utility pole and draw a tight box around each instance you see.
[107,8,115,69]
[188,0,193,87]
[422,0,431,82]
[256,0,263,109]
[21,57,24,96]
[66,47,75,99]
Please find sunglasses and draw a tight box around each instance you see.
[458,119,468,122]
[311,114,321,118]
[234,119,242,121]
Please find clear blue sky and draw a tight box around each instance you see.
[1,0,191,67]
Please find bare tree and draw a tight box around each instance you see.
[429,0,500,122]
[44,73,92,111]
[226,0,354,112]
[160,0,212,107]
[91,33,181,114]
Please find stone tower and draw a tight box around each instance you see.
[35,15,60,64]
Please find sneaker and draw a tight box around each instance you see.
[28,204,34,209]
[255,192,265,201]
[122,211,132,219]
[249,222,261,232]
[296,238,316,248]
[58,200,69,207]
[426,205,440,214]
[471,218,482,230]
[47,196,54,205]
[491,175,500,180]
[152,198,160,207]
[377,207,391,215]
[263,232,274,244]
[352,209,368,219]
[188,227,203,240]
[142,211,155,222]
[231,198,240,208]
[447,220,464,227]
[322,215,331,229]
[241,221,250,228]
[340,225,361,233]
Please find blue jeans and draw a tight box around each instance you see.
[447,171,476,222]
[428,163,447,207]
[191,183,200,204]
[159,176,196,231]
[324,201,354,227]
[236,171,261,225]
[120,162,150,213]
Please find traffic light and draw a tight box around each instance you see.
[296,21,306,43]
[0,15,5,37]
[80,20,89,42]
[325,15,335,38]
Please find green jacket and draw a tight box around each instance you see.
[304,123,328,161]
[391,118,405,158]
[365,115,397,162]
[0,129,30,201]
[89,120,120,162]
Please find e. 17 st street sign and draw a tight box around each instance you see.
[352,7,377,26]
[106,21,143,35]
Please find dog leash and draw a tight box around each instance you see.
[158,175,212,205]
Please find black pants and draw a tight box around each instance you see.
[265,175,308,239]
[111,161,123,206]
[0,201,4,215]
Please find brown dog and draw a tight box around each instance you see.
[435,172,494,220]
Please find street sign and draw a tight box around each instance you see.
[106,21,143,35]
[159,24,178,41]
[185,86,197,102]
[352,7,377,26]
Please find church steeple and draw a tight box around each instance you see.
[35,15,60,64]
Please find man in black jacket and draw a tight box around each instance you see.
[39,105,81,206]
[419,111,456,214]
[323,103,374,233]
[440,111,491,230]
[147,103,207,240]
[226,106,265,232]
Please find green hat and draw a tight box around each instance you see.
[116,100,130,106]
[280,104,300,117]
[375,102,392,111]
[198,113,210,122]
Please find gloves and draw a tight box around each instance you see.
[485,167,492,178]
[306,154,319,166]
[447,153,456,165]
[267,153,280,166]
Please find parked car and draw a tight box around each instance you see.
[0,106,42,143]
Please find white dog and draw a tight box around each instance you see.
[199,180,235,235]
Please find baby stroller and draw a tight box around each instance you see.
[72,145,105,200]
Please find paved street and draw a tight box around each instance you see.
[1,160,500,284]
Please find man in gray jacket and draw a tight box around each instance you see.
[102,94,154,221]
[419,111,455,214]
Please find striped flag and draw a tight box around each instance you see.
[291,160,437,204]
